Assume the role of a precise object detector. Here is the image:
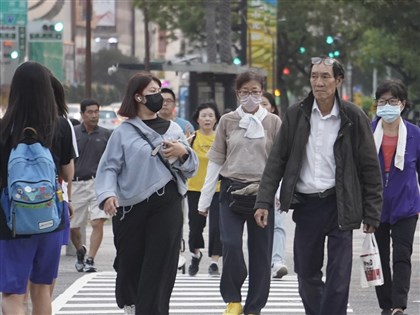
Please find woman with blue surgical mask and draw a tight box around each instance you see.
[372,79,420,315]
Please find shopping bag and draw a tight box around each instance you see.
[360,233,384,288]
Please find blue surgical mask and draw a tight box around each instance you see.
[376,104,401,123]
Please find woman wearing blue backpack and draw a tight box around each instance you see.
[0,61,75,315]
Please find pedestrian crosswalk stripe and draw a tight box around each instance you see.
[53,272,353,314]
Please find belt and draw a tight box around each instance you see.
[73,176,95,181]
[296,187,336,199]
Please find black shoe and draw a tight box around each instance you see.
[208,263,220,276]
[381,310,392,315]
[75,245,87,272]
[188,252,202,276]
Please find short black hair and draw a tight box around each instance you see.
[375,79,411,110]
[80,99,100,113]
[161,88,176,101]
[191,102,221,126]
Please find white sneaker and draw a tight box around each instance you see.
[124,305,135,314]
[271,263,288,279]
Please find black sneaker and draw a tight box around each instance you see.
[75,245,87,272]
[83,257,97,272]
[208,263,220,276]
[188,252,202,276]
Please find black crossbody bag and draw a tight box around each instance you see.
[128,123,180,182]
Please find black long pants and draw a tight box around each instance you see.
[187,191,222,256]
[292,194,352,315]
[374,215,418,311]
[112,181,183,315]
[219,179,273,315]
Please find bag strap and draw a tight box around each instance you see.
[128,123,178,182]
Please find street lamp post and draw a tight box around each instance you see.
[85,0,92,98]
[142,0,150,72]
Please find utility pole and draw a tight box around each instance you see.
[143,0,150,72]
[85,0,92,98]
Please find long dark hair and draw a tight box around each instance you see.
[0,61,57,148]
[262,92,279,116]
[50,75,68,117]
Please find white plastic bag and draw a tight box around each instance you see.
[360,233,384,288]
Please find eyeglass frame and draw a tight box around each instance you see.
[376,97,401,106]
[236,90,263,97]
[162,98,175,105]
[311,57,336,66]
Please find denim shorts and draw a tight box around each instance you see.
[0,232,62,294]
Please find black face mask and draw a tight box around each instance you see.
[144,93,163,113]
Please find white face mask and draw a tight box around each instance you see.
[240,95,261,112]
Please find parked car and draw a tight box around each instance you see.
[99,106,121,130]
[68,103,81,121]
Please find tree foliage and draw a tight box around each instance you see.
[354,0,420,100]
[132,0,420,110]
[133,0,206,49]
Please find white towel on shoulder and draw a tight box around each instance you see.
[236,106,267,139]
[373,118,406,171]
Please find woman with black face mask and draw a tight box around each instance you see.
[95,71,198,315]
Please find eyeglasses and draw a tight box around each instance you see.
[163,99,175,105]
[237,90,262,97]
[311,57,336,66]
[376,98,400,106]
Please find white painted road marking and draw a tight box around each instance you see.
[53,272,353,314]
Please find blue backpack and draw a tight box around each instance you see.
[1,128,63,236]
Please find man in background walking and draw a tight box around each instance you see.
[70,99,112,272]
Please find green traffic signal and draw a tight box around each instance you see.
[299,47,306,54]
[233,57,241,65]
[326,35,334,45]
[333,50,340,57]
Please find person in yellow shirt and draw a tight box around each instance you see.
[187,102,222,276]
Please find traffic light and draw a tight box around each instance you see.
[282,67,290,75]
[326,35,334,45]
[233,56,241,66]
[9,50,19,59]
[299,47,306,54]
[274,89,281,97]
[2,40,19,59]
[30,21,63,40]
